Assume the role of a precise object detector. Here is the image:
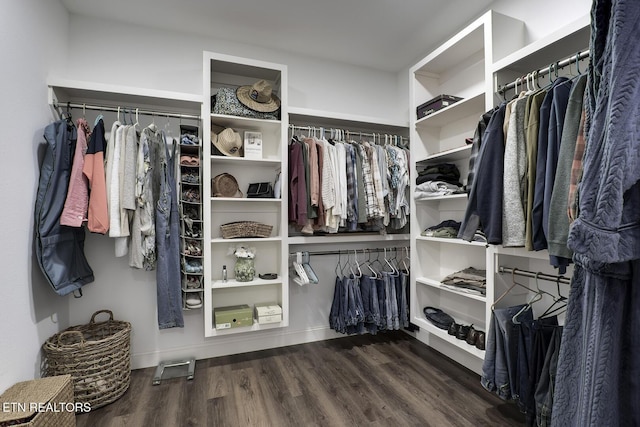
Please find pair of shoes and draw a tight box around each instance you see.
[466,327,485,350]
[448,322,474,341]
[185,293,202,309]
[183,260,202,274]
[183,240,202,256]
[184,276,201,289]
[423,306,455,330]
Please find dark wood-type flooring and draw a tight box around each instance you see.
[76,331,524,426]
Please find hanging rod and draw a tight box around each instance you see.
[497,50,590,94]
[53,101,201,121]
[289,124,408,144]
[498,266,571,285]
[289,247,409,257]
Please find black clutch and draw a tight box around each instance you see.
[247,182,273,198]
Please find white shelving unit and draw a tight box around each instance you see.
[202,52,289,337]
[409,10,589,373]
[409,11,526,369]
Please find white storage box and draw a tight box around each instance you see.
[255,303,282,324]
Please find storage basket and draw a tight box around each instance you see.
[0,375,75,427]
[42,310,131,410]
[220,221,273,239]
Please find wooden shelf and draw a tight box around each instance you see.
[415,93,485,128]
[210,113,281,131]
[210,237,282,244]
[210,197,282,203]
[414,193,467,202]
[210,156,281,165]
[416,236,487,247]
[210,277,282,289]
[288,233,410,245]
[418,145,472,164]
[207,320,285,337]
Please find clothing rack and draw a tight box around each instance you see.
[53,101,201,121]
[289,124,408,146]
[289,247,409,257]
[497,50,590,95]
[498,266,571,285]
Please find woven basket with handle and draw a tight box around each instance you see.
[42,310,131,410]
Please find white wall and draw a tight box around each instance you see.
[0,0,71,394]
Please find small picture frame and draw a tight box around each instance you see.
[243,131,263,159]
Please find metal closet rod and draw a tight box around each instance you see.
[498,266,571,285]
[289,124,407,141]
[53,101,201,121]
[289,247,409,257]
[497,49,590,94]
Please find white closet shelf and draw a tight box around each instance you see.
[416,277,486,302]
[210,113,281,131]
[210,277,282,289]
[289,107,408,132]
[210,237,282,244]
[210,156,281,165]
[413,317,486,358]
[47,78,202,111]
[418,145,472,164]
[211,197,282,203]
[416,236,486,247]
[493,245,552,261]
[415,92,485,128]
[492,15,589,74]
[415,194,467,202]
[206,320,284,337]
[288,234,410,245]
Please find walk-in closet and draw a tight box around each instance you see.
[4,0,638,425]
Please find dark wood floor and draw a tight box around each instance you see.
[76,331,524,427]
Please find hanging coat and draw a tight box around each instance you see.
[35,119,94,296]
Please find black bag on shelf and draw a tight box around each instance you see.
[423,306,455,330]
[247,182,273,198]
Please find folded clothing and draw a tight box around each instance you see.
[417,163,460,186]
[441,267,486,295]
[414,181,464,199]
[180,155,200,166]
[422,220,462,238]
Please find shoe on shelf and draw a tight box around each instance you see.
[466,326,480,346]
[448,322,460,336]
[475,331,486,350]
[185,293,202,309]
[456,324,472,340]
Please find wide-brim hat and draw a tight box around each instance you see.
[212,127,242,157]
[236,79,281,113]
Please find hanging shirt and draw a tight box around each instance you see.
[60,118,91,227]
[82,118,109,234]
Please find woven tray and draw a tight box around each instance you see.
[42,310,131,410]
[220,221,273,239]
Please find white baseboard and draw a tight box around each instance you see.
[131,326,344,370]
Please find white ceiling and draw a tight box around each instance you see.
[60,0,496,73]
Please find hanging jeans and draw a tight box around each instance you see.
[360,274,380,334]
[552,257,640,426]
[155,133,183,329]
[398,271,409,328]
[482,304,532,400]
[535,325,562,426]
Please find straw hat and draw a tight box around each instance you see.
[211,128,242,157]
[236,80,281,113]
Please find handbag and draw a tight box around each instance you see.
[247,182,273,198]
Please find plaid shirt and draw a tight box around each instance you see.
[344,144,358,230]
[568,108,586,222]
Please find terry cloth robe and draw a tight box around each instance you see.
[552,1,640,425]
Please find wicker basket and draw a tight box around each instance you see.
[42,310,131,410]
[220,221,273,239]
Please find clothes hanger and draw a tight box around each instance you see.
[301,251,319,284]
[292,252,310,286]
[512,272,557,324]
[539,277,568,318]
[350,249,363,279]
[383,248,397,274]
[359,249,377,278]
[492,268,533,311]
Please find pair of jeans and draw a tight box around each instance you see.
[482,304,532,400]
[398,271,409,328]
[155,132,183,329]
[382,271,399,330]
[535,325,562,426]
[360,274,380,334]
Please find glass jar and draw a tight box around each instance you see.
[234,257,255,282]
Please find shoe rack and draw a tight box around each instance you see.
[179,124,204,310]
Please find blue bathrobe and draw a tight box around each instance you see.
[552,0,640,425]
